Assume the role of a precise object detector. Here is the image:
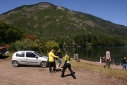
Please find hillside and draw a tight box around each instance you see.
[0,2,127,43]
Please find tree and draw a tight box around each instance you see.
[0,21,23,44]
[45,41,59,51]
[9,38,33,51]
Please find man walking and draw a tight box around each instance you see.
[104,48,111,68]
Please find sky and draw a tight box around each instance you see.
[0,0,127,26]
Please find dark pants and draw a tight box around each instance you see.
[49,61,56,72]
[61,63,73,76]
[104,59,111,68]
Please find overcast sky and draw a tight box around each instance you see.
[0,0,127,26]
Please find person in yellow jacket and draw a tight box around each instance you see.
[48,49,58,73]
[61,51,76,79]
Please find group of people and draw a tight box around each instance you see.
[48,48,75,79]
[47,47,126,78]
[103,48,127,70]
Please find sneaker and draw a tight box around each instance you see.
[70,72,75,75]
[53,71,57,73]
[60,75,65,78]
[59,69,62,72]
[73,76,76,79]
[50,71,53,73]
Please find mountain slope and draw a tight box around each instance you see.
[0,2,127,41]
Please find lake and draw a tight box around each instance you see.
[61,46,127,65]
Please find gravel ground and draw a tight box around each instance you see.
[0,59,127,85]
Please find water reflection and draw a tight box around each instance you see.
[61,46,127,65]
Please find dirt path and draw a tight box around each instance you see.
[0,59,127,85]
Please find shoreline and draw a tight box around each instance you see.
[78,59,122,69]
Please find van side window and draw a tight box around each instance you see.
[26,52,36,58]
[16,52,25,57]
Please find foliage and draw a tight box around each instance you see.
[73,34,126,47]
[45,41,59,50]
[9,38,33,51]
[0,2,127,47]
[9,38,45,53]
[0,21,23,44]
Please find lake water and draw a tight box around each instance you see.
[61,46,127,65]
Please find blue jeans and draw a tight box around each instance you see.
[58,58,62,64]
[122,64,127,70]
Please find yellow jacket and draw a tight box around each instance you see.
[48,51,58,62]
[63,54,70,63]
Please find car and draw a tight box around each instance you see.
[12,50,49,68]
[0,46,7,56]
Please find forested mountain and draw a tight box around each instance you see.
[0,2,127,46]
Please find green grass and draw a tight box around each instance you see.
[2,53,13,60]
[70,59,127,79]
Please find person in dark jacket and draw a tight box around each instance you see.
[56,49,62,69]
[121,57,127,70]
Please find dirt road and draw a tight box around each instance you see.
[0,59,127,85]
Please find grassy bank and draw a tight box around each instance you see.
[71,59,127,79]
